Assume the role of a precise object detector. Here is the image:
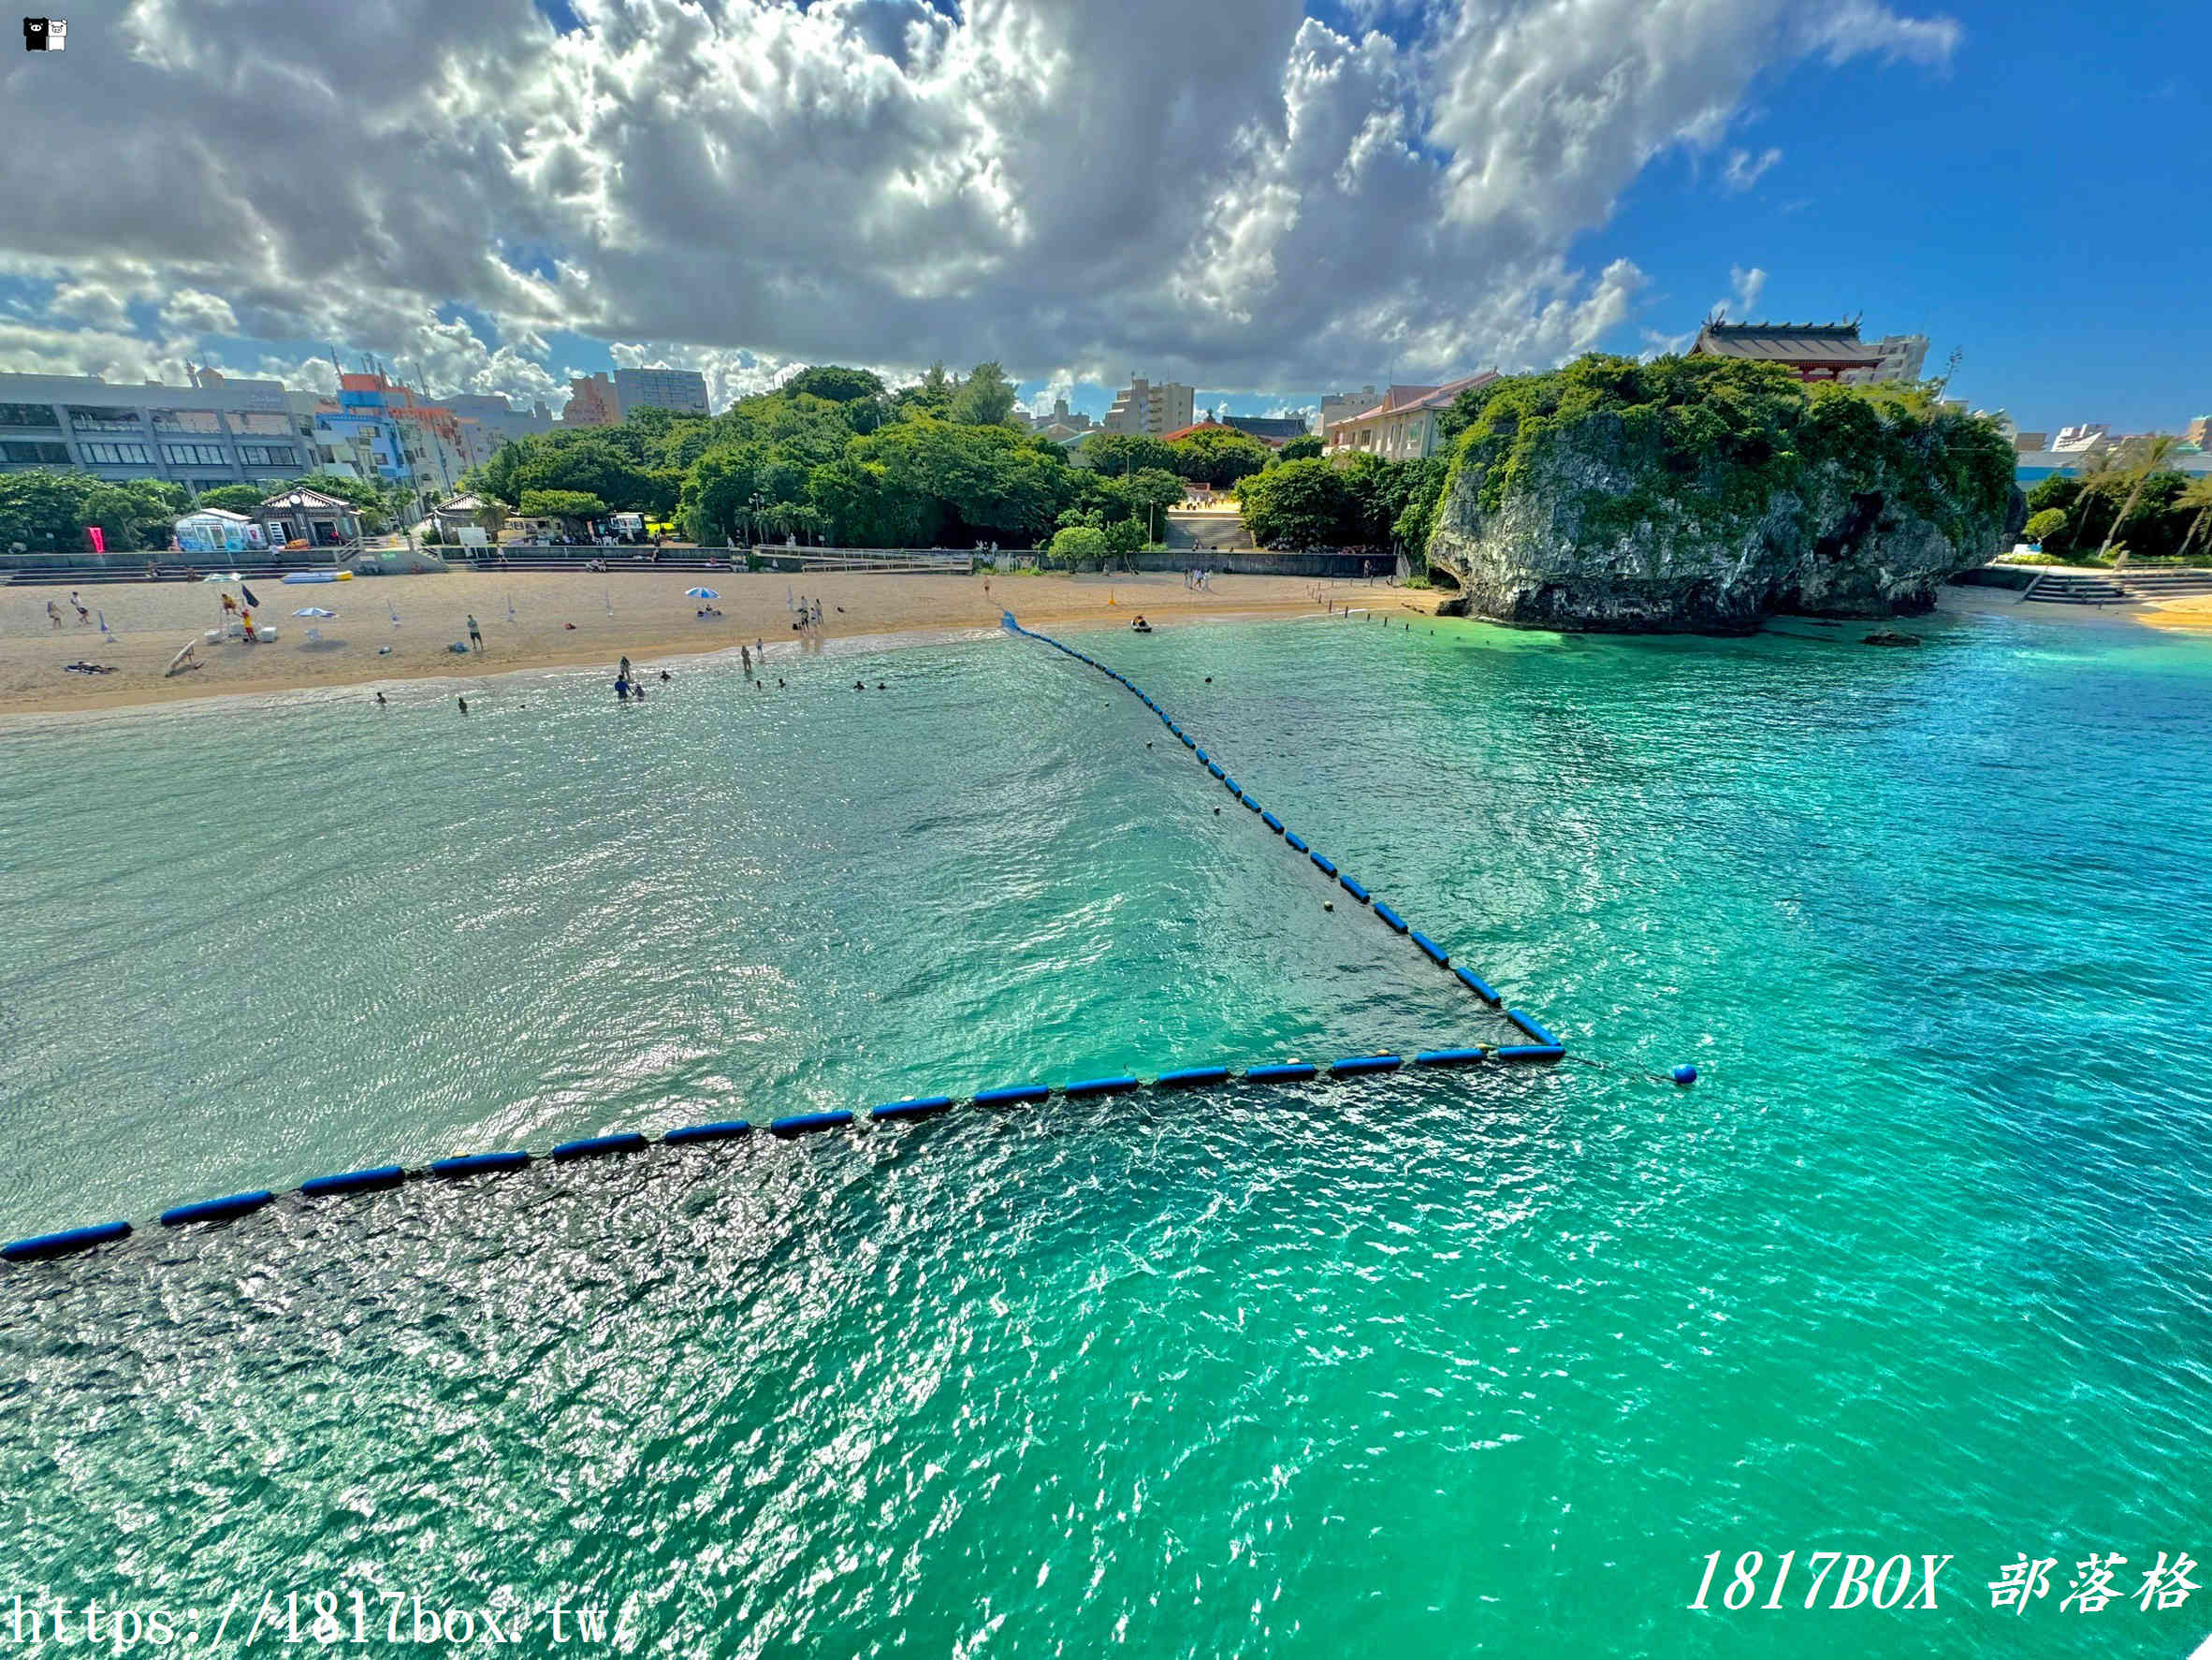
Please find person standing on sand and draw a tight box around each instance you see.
[467,614,483,650]
[47,600,63,629]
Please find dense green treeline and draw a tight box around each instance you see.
[469,362,1305,550]
[2023,460,2212,563]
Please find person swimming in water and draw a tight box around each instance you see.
[457,696,469,715]
[375,692,386,707]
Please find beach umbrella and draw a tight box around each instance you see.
[200,572,230,583]
[292,606,338,619]
[685,587,720,599]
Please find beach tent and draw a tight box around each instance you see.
[174,510,267,556]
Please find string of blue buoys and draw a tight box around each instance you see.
[1000,610,1569,1049]
[1,616,1580,1269]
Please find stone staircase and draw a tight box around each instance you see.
[2114,568,2212,600]
[2020,571,2134,605]
[1163,510,1255,552]
[2014,565,2212,606]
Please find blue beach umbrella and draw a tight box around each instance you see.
[685,587,720,599]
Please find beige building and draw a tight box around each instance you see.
[1324,373,1496,461]
[561,372,620,427]
[1318,386,1377,442]
[2188,415,2210,447]
[1101,376,1195,435]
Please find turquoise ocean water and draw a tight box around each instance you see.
[2,603,2209,1656]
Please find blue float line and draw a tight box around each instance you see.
[300,1165,406,1197]
[431,1152,529,1177]
[662,1120,750,1144]
[0,618,1579,1269]
[160,1191,273,1228]
[1001,612,1561,1055]
[4,1036,1581,1261]
[870,1095,954,1122]
[772,1109,854,1136]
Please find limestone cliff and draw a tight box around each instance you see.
[1424,357,2024,633]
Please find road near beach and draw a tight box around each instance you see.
[0,569,1360,716]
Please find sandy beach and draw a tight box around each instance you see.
[0,569,1408,717]
[7,570,2205,718]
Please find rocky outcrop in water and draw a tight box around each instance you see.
[1424,357,2024,633]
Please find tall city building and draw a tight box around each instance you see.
[2188,415,2210,448]
[445,394,556,466]
[1101,376,1195,436]
[0,369,315,494]
[562,372,621,427]
[612,367,709,415]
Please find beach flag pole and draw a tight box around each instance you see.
[505,590,517,625]
[604,586,613,617]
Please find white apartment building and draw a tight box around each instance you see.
[1101,377,1195,436]
[2051,423,2112,453]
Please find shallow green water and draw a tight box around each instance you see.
[2,604,2209,1656]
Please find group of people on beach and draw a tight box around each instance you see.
[45,592,92,629]
[1184,568,1215,590]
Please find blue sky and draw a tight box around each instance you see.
[1,0,2202,436]
[1580,0,2209,435]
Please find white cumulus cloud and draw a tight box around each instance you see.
[0,0,1961,400]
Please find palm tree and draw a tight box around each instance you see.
[2097,433,2181,562]
[2062,446,2128,556]
[2175,475,2212,562]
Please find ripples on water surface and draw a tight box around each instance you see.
[3,605,2210,1657]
